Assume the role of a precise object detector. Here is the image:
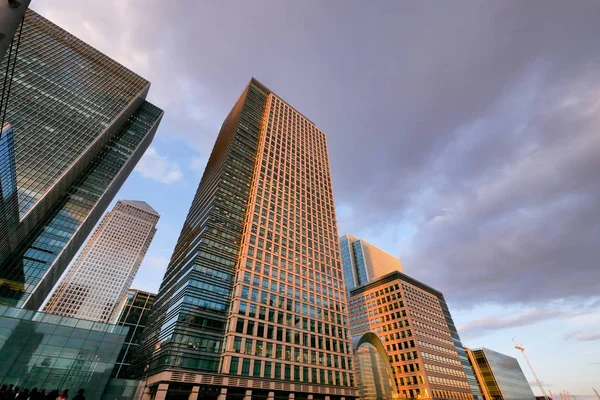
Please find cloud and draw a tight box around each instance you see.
[135,147,182,184]
[32,0,600,310]
[459,309,562,339]
[565,331,600,342]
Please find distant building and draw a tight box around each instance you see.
[466,348,535,400]
[0,9,163,310]
[349,271,481,400]
[44,201,159,323]
[340,234,403,292]
[111,289,156,379]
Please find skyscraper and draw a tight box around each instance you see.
[340,234,403,292]
[348,271,481,400]
[136,78,357,400]
[466,348,535,400]
[0,10,163,309]
[43,200,159,323]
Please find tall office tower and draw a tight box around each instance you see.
[466,348,535,400]
[0,10,163,310]
[340,234,403,292]
[348,271,481,400]
[43,200,159,322]
[111,289,156,379]
[136,79,357,400]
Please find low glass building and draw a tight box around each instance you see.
[0,305,127,400]
[353,332,400,400]
[466,348,535,400]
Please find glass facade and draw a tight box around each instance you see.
[467,348,535,400]
[136,78,357,399]
[111,289,155,379]
[340,234,402,292]
[0,304,127,400]
[354,333,399,400]
[136,81,267,378]
[0,10,163,310]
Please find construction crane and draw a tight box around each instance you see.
[513,338,549,399]
[592,388,600,400]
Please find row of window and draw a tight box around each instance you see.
[228,356,354,387]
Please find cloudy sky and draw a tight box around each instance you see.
[34,0,599,396]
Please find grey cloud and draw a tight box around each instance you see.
[458,310,562,339]
[565,331,600,342]
[33,0,600,307]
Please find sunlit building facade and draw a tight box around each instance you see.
[340,234,403,292]
[0,10,162,310]
[44,201,159,323]
[136,78,357,400]
[349,271,481,400]
[466,348,535,400]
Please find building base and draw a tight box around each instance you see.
[138,371,358,400]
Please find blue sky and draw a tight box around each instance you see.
[34,1,600,397]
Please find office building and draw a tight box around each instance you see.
[349,271,481,400]
[0,10,163,310]
[44,201,159,323]
[135,78,357,400]
[111,289,156,379]
[466,348,535,400]
[0,304,128,400]
[340,234,403,292]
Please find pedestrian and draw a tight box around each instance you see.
[56,390,67,400]
[15,389,29,400]
[71,389,84,400]
[45,390,58,400]
[27,388,38,400]
[39,390,46,400]
[0,385,6,400]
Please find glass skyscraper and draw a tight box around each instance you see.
[340,234,403,292]
[466,348,535,400]
[0,10,163,310]
[135,78,357,400]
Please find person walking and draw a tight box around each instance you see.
[71,390,85,400]
[15,388,29,400]
[45,390,58,400]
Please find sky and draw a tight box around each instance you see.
[33,0,599,397]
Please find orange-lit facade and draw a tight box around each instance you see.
[349,272,481,400]
[220,81,356,397]
[137,79,356,400]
